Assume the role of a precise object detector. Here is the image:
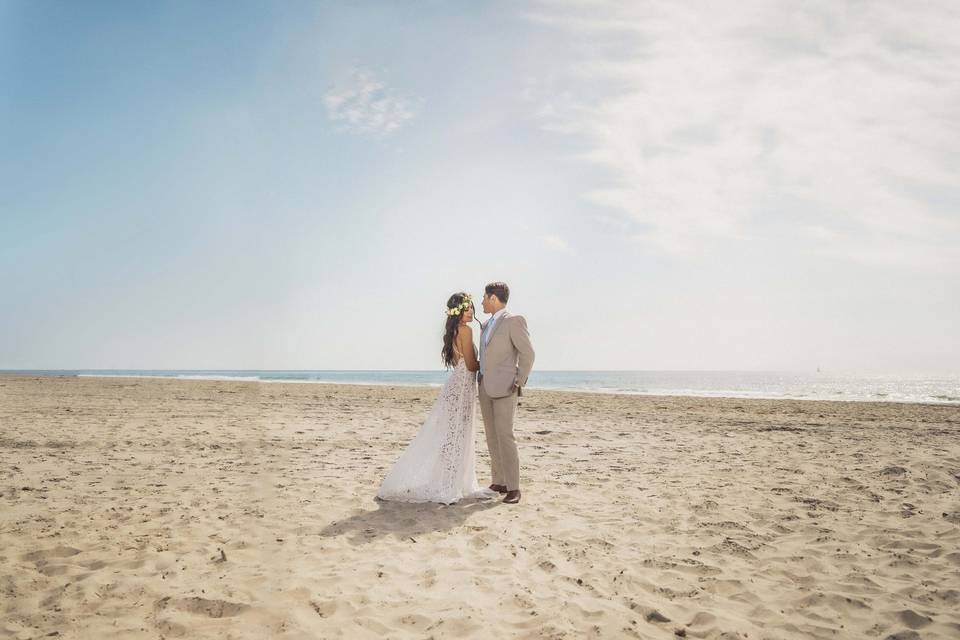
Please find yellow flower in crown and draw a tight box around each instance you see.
[446,294,473,316]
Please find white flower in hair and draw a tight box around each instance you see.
[446,295,473,316]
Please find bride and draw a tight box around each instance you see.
[376,292,493,504]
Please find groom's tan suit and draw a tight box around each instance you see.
[478,311,535,492]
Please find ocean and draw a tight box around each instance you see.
[3,370,959,405]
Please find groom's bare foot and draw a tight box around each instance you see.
[489,484,507,493]
[503,490,521,504]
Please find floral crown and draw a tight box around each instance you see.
[446,295,473,317]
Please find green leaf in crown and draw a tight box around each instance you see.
[446,294,473,316]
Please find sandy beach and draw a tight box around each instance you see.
[1,374,959,639]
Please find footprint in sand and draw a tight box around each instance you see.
[880,465,909,477]
[21,546,83,576]
[398,613,431,628]
[884,631,921,640]
[21,546,82,563]
[419,569,437,588]
[155,595,250,618]
[894,609,934,629]
[469,533,491,549]
[310,599,338,618]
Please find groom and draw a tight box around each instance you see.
[477,282,535,505]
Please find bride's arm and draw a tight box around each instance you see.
[457,326,480,372]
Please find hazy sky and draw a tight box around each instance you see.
[2,1,958,373]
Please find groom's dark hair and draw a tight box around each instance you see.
[484,281,510,304]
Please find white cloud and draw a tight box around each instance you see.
[323,68,417,136]
[543,234,574,254]
[523,1,960,270]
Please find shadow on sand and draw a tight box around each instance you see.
[319,497,501,545]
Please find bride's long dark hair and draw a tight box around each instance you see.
[441,292,473,368]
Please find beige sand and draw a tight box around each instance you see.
[1,374,959,639]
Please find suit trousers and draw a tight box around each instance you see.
[478,380,520,491]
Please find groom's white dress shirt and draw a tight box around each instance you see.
[479,308,507,376]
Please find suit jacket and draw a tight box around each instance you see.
[479,311,535,399]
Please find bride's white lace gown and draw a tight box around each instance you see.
[377,353,489,504]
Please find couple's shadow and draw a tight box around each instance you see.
[319,496,500,546]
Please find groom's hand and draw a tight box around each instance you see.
[512,381,523,406]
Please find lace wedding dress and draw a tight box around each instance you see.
[377,351,490,504]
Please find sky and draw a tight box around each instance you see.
[1,1,958,373]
